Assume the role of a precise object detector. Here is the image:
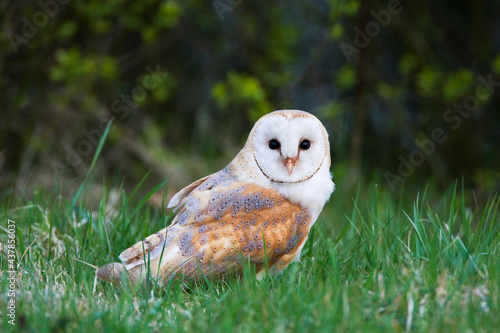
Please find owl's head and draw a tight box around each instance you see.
[247,110,331,184]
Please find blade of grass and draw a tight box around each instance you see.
[129,178,169,222]
[71,119,114,208]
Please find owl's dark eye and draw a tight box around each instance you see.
[299,140,311,150]
[268,139,280,150]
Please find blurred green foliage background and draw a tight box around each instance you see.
[1,0,499,199]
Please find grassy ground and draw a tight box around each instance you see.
[1,178,499,332]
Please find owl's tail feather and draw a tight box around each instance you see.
[97,262,127,284]
[97,262,148,285]
[98,227,171,285]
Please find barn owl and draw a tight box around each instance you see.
[98,110,335,284]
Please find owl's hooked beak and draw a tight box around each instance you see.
[285,157,296,175]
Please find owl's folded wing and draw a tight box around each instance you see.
[162,180,314,278]
[99,177,313,284]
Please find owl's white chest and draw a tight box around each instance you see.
[232,150,335,223]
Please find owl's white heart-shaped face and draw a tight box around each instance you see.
[250,110,329,184]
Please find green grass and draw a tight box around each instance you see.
[1,179,499,332]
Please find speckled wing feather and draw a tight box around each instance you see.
[98,167,313,284]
